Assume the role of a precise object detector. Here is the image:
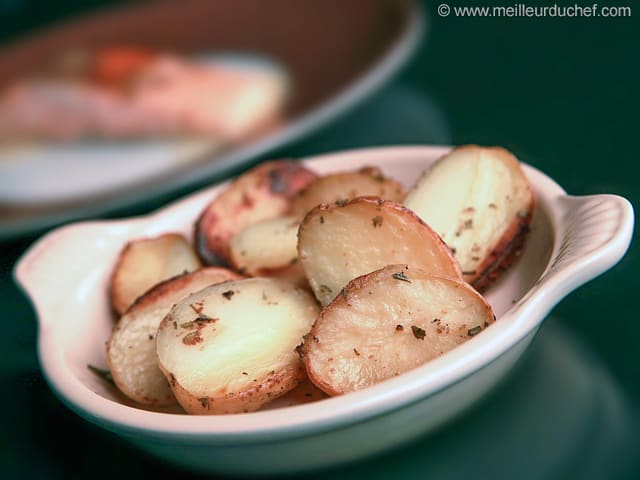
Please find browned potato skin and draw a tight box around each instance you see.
[299,265,495,396]
[109,232,200,316]
[471,209,533,291]
[290,166,406,217]
[194,160,317,265]
[298,196,462,305]
[163,363,306,415]
[456,146,535,290]
[123,267,244,313]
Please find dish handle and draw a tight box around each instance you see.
[13,222,131,331]
[536,193,634,300]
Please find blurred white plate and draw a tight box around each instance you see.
[0,53,287,205]
[0,1,424,239]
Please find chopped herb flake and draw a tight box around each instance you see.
[392,271,411,282]
[411,326,426,340]
[468,326,483,337]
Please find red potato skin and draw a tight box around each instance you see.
[470,208,533,291]
[161,362,307,415]
[194,160,317,266]
[458,146,535,291]
[121,266,243,314]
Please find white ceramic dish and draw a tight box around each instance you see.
[13,146,634,476]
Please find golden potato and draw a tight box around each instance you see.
[290,166,406,217]
[297,197,462,306]
[106,267,243,406]
[404,145,534,290]
[299,264,496,396]
[229,215,299,276]
[156,277,320,414]
[110,233,201,316]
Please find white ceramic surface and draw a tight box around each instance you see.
[13,146,634,476]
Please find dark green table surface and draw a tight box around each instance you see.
[1,2,638,479]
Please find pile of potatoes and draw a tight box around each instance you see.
[105,145,535,414]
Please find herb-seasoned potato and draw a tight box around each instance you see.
[110,233,201,316]
[229,215,299,276]
[106,267,242,406]
[299,264,496,396]
[156,277,320,414]
[297,197,462,306]
[194,160,317,265]
[404,145,534,290]
[290,166,406,217]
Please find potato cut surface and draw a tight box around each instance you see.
[297,197,461,306]
[110,233,201,315]
[156,277,320,414]
[300,265,496,396]
[107,267,242,406]
[229,215,299,276]
[195,160,317,265]
[404,145,534,289]
[290,166,406,217]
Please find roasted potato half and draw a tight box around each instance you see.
[195,160,317,265]
[110,233,201,316]
[229,215,299,276]
[299,264,496,396]
[106,267,242,406]
[404,145,534,290]
[228,214,307,286]
[297,197,462,306]
[290,166,406,217]
[156,277,320,414]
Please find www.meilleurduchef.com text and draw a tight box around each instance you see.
[437,3,631,18]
